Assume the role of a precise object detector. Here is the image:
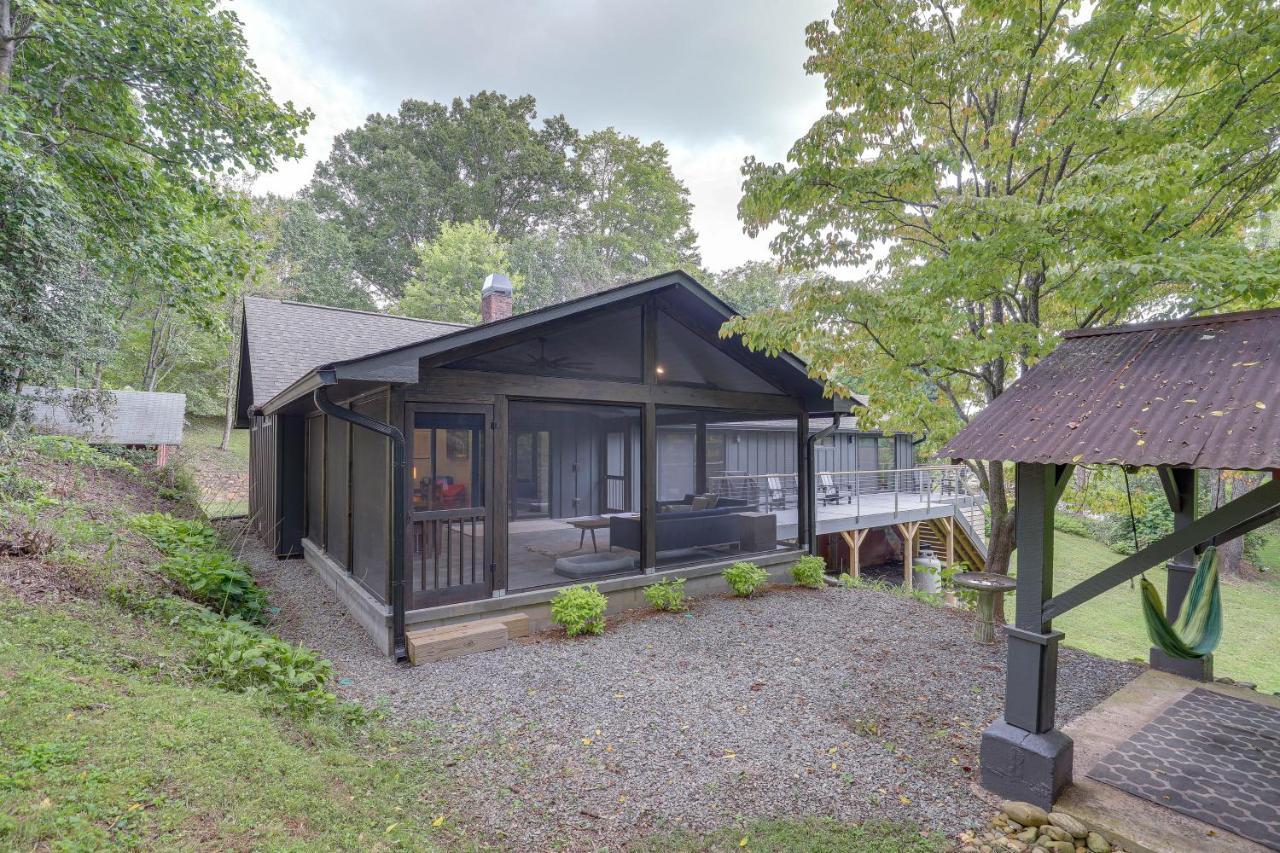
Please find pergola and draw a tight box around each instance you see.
[941,308,1280,808]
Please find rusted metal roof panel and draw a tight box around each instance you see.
[940,309,1280,471]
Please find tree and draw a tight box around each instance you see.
[398,220,520,324]
[259,196,372,311]
[308,92,579,301]
[0,0,308,428]
[710,261,808,315]
[727,2,1280,582]
[573,129,701,277]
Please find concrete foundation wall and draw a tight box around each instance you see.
[302,538,394,655]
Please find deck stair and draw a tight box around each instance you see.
[917,515,987,572]
[405,613,530,665]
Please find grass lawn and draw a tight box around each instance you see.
[1255,527,1280,571]
[180,417,249,517]
[1013,531,1280,692]
[0,597,463,850]
[636,818,946,852]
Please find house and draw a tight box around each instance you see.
[236,270,947,658]
[23,387,185,466]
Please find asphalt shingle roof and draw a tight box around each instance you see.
[241,297,466,407]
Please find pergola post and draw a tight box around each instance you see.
[1151,467,1212,681]
[980,462,1073,809]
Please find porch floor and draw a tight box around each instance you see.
[1058,669,1278,853]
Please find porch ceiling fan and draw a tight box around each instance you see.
[488,337,593,372]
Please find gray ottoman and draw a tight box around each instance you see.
[554,552,638,579]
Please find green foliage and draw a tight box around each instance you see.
[0,0,307,429]
[0,599,455,849]
[398,220,521,324]
[790,555,828,588]
[257,195,373,311]
[309,91,579,301]
[550,583,608,637]
[636,817,947,852]
[28,435,135,472]
[190,618,335,717]
[836,572,858,589]
[308,92,701,304]
[723,561,769,597]
[128,512,218,553]
[128,513,265,621]
[643,577,688,612]
[157,550,267,622]
[1053,514,1094,539]
[710,261,811,316]
[727,2,1280,573]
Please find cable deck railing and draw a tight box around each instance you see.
[705,464,987,532]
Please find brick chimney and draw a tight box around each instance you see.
[480,273,513,324]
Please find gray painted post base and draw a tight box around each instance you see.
[980,719,1074,810]
[1149,648,1213,682]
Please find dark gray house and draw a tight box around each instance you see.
[236,271,912,657]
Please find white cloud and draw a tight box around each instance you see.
[233,0,829,269]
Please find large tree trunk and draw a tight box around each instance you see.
[981,461,1016,623]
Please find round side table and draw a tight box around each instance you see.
[952,571,1017,643]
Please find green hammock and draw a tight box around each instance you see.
[1140,546,1222,660]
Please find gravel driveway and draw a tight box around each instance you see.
[242,534,1142,849]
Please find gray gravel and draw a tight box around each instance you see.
[241,531,1141,850]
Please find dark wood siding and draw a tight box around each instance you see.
[249,415,279,551]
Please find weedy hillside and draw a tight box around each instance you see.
[0,435,464,849]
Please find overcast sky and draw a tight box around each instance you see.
[236,0,832,271]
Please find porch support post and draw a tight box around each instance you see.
[981,462,1072,810]
[694,418,708,495]
[1151,466,1211,680]
[798,411,811,551]
[641,401,657,572]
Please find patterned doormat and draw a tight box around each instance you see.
[1087,688,1280,850]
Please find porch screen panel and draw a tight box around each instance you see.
[505,401,643,593]
[657,409,800,568]
[325,416,350,569]
[350,396,389,602]
[305,414,325,546]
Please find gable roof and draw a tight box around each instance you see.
[237,296,465,414]
[940,308,1280,471]
[252,271,856,418]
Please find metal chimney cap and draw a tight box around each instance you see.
[482,273,513,296]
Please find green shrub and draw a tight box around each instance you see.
[723,561,768,597]
[128,512,218,552]
[159,550,267,622]
[550,583,607,636]
[1053,513,1093,538]
[128,512,265,622]
[790,554,827,588]
[643,577,687,612]
[28,434,135,471]
[836,572,858,589]
[191,618,335,716]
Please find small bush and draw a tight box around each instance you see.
[128,512,218,552]
[159,550,267,622]
[28,434,135,471]
[723,561,768,597]
[837,572,858,589]
[128,512,265,622]
[550,583,607,636]
[644,577,687,612]
[1053,513,1093,538]
[191,618,335,716]
[790,554,827,588]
